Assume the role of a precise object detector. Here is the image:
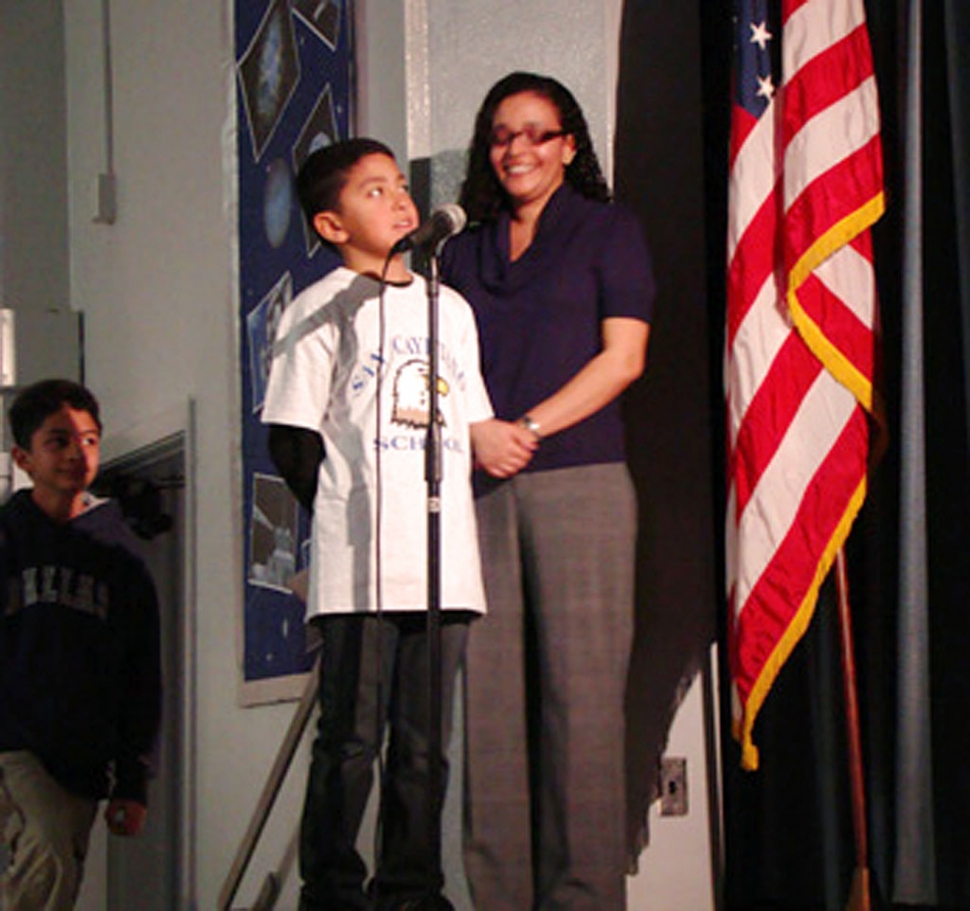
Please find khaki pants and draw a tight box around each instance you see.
[0,752,97,911]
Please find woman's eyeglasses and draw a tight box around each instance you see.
[488,126,567,149]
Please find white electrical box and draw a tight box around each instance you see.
[0,310,15,387]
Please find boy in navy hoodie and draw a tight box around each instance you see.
[0,379,162,910]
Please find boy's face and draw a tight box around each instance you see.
[313,153,419,273]
[12,405,101,505]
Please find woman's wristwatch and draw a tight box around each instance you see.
[517,414,542,441]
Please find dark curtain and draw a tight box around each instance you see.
[615,0,970,907]
[685,1,970,909]
[925,1,970,904]
[614,0,719,865]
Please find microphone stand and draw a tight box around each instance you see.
[421,249,447,910]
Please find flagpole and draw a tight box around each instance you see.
[835,547,870,911]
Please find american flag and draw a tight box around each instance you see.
[726,0,884,770]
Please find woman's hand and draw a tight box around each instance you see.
[471,419,538,478]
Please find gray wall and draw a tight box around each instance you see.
[0,1,70,315]
[0,1,715,908]
[419,0,620,206]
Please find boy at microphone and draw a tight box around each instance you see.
[262,138,535,911]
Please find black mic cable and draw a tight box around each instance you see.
[370,254,391,908]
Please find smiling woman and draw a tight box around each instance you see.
[441,71,656,911]
[486,91,576,257]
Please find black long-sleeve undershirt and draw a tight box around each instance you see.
[267,424,325,512]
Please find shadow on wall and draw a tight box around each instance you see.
[613,1,720,863]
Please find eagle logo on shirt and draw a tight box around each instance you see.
[392,358,449,428]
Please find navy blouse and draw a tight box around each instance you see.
[441,183,656,477]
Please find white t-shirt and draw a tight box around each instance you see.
[262,267,493,616]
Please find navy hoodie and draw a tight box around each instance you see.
[0,489,162,804]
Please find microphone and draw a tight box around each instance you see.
[391,204,467,254]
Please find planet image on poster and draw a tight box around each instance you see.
[256,11,286,125]
[307,131,333,156]
[263,158,293,248]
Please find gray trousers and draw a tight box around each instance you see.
[463,463,636,911]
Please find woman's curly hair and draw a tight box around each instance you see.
[458,71,611,223]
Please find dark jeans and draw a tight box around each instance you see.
[298,611,470,911]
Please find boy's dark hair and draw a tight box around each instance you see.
[295,138,397,231]
[9,379,102,449]
[459,71,611,223]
